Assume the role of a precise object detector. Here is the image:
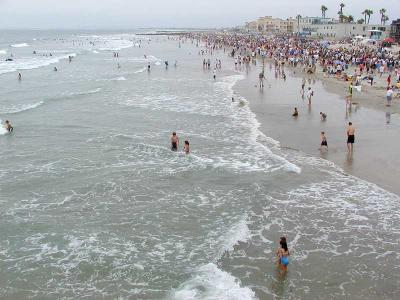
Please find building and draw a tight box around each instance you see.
[245,16,295,34]
[297,18,390,40]
[391,19,400,42]
[297,16,336,33]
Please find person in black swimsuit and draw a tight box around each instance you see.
[171,132,179,151]
[320,131,328,151]
[5,120,13,132]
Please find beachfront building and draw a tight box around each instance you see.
[297,16,336,34]
[245,16,295,34]
[299,20,390,40]
[391,19,400,42]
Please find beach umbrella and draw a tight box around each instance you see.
[383,37,395,44]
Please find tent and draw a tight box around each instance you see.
[383,37,395,44]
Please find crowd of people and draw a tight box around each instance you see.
[186,32,400,153]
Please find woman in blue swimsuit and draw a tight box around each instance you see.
[277,237,289,273]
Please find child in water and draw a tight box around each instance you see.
[4,120,13,132]
[183,140,190,154]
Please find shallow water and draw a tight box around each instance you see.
[0,31,399,299]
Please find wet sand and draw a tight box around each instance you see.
[234,63,400,195]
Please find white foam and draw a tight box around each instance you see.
[95,36,134,51]
[92,50,99,54]
[0,119,9,135]
[10,43,29,48]
[170,263,256,300]
[0,101,43,114]
[112,76,126,81]
[134,67,147,74]
[220,74,301,174]
[0,53,76,75]
[0,49,6,55]
[217,218,250,258]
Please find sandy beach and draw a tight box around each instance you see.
[235,60,400,195]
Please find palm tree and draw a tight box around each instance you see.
[339,3,345,22]
[362,9,368,24]
[383,15,389,25]
[296,14,302,34]
[379,8,386,25]
[366,9,373,24]
[321,5,328,18]
[347,15,354,23]
[357,18,364,24]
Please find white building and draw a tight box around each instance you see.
[304,23,390,39]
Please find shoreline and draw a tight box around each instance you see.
[233,61,400,195]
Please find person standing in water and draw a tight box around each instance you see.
[292,107,298,117]
[18,72,22,81]
[171,132,179,151]
[320,131,328,151]
[183,140,190,154]
[277,237,289,273]
[4,120,13,132]
[346,122,355,152]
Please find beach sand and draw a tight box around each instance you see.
[234,62,400,195]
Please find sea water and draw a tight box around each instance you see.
[0,30,399,299]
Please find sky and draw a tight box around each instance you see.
[0,0,399,29]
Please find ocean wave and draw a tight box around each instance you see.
[220,74,301,174]
[0,53,76,75]
[169,217,255,300]
[112,76,126,81]
[10,43,29,48]
[134,67,147,73]
[0,119,9,135]
[0,49,7,55]
[0,101,44,114]
[170,263,256,300]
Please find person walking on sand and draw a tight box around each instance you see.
[386,86,393,107]
[292,107,298,117]
[259,71,265,89]
[300,78,305,95]
[348,82,353,98]
[276,237,289,273]
[347,122,355,152]
[171,132,179,151]
[306,87,313,105]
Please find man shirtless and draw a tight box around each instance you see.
[4,120,13,132]
[171,132,179,151]
[346,122,355,152]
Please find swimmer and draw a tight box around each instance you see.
[320,131,328,151]
[147,63,151,71]
[183,140,190,154]
[171,132,179,151]
[276,237,289,273]
[320,112,327,120]
[213,68,216,80]
[292,107,298,117]
[4,120,13,132]
[53,67,58,71]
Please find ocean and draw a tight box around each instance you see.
[0,30,399,299]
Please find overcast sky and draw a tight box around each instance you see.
[0,0,399,29]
